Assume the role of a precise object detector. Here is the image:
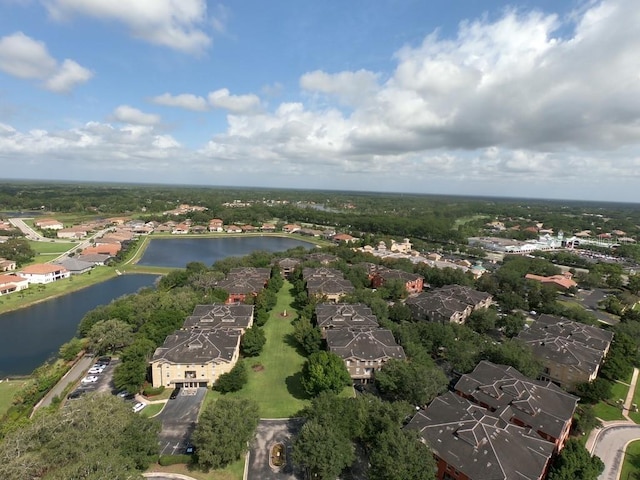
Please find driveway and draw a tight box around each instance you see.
[247,419,304,480]
[576,289,619,325]
[157,387,206,455]
[592,424,640,480]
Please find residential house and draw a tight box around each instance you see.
[405,285,492,324]
[303,267,354,302]
[216,268,270,304]
[282,224,301,234]
[276,257,302,278]
[0,273,29,295]
[517,314,614,389]
[56,226,89,239]
[76,253,113,265]
[53,258,94,275]
[224,225,242,234]
[82,243,121,256]
[315,303,379,338]
[305,253,339,265]
[261,223,276,232]
[390,238,412,253]
[407,391,554,480]
[454,361,578,450]
[20,264,70,284]
[0,257,16,271]
[525,272,577,291]
[183,304,254,333]
[370,267,424,294]
[172,223,190,234]
[150,329,241,388]
[35,218,63,230]
[209,219,224,232]
[333,233,358,244]
[326,328,405,384]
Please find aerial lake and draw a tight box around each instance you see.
[137,236,315,268]
[0,274,158,377]
[0,236,316,376]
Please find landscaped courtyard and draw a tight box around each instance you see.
[204,281,311,418]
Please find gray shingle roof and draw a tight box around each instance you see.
[152,329,240,364]
[315,303,379,330]
[407,392,554,480]
[326,328,405,361]
[455,361,578,441]
[183,304,254,330]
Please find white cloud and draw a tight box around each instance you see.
[0,32,92,92]
[0,31,56,78]
[208,88,261,114]
[44,59,93,93]
[44,0,212,54]
[300,69,380,106]
[112,105,161,126]
[151,93,209,111]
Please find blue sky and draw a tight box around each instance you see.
[0,0,639,202]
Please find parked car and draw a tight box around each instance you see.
[185,443,196,454]
[132,402,146,413]
[170,387,181,399]
[97,356,112,365]
[81,375,99,384]
[67,389,84,399]
[116,390,133,399]
[88,366,105,374]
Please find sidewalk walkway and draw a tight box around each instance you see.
[622,368,639,421]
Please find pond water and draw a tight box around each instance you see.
[0,274,158,377]
[138,236,314,268]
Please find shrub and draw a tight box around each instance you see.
[158,454,192,466]
[142,385,165,397]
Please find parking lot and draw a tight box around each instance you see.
[156,387,206,455]
[67,356,119,400]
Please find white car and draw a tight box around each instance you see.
[132,402,146,413]
[87,367,104,375]
[81,375,99,384]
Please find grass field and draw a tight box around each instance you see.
[594,381,629,421]
[620,440,640,480]
[0,379,24,416]
[627,371,640,424]
[204,281,311,418]
[28,240,78,254]
[141,403,165,418]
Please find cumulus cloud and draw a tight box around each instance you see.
[199,0,640,188]
[112,105,161,126]
[151,93,209,111]
[0,32,92,92]
[44,0,213,54]
[208,88,261,114]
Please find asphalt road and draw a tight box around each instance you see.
[593,424,640,480]
[157,387,206,456]
[247,419,303,480]
[34,355,94,412]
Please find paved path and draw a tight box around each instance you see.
[623,368,639,421]
[32,355,93,414]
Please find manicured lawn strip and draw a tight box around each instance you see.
[594,381,628,421]
[621,439,640,480]
[140,403,165,418]
[628,372,640,424]
[0,380,25,416]
[204,281,310,418]
[147,457,244,480]
[28,240,77,254]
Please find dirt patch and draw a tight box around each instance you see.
[252,363,265,372]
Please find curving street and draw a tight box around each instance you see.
[592,423,640,480]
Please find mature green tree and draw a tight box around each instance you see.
[497,312,526,337]
[113,338,155,393]
[215,360,248,393]
[292,420,355,480]
[466,308,497,334]
[547,439,604,480]
[572,404,601,436]
[388,302,413,323]
[86,318,134,354]
[573,378,613,404]
[378,278,408,301]
[0,393,158,480]
[241,326,266,356]
[375,359,448,406]
[368,428,436,480]
[58,337,84,361]
[627,274,640,295]
[301,351,351,396]
[192,397,260,471]
[293,317,322,355]
[0,237,35,265]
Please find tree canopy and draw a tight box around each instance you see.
[301,351,352,397]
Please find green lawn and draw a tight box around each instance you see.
[204,281,310,418]
[141,403,165,418]
[621,439,640,480]
[594,381,628,421]
[0,379,25,416]
[627,371,640,424]
[28,240,78,254]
